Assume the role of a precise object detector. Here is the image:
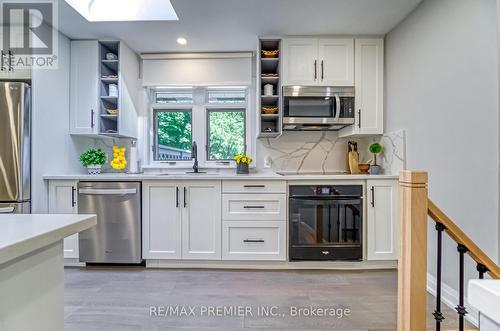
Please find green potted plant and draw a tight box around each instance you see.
[80,148,106,175]
[369,142,383,175]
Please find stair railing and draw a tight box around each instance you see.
[397,170,500,331]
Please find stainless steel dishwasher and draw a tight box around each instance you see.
[78,182,142,264]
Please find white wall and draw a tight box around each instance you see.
[385,0,499,308]
[31,33,93,213]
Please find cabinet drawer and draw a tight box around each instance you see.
[222,180,286,194]
[222,221,286,260]
[222,194,286,221]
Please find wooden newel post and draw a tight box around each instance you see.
[397,170,428,331]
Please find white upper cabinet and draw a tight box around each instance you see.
[366,180,399,260]
[69,40,99,135]
[283,37,354,87]
[282,38,318,86]
[340,38,384,137]
[318,38,354,86]
[69,40,139,138]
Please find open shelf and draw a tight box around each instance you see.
[98,40,121,135]
[257,38,282,138]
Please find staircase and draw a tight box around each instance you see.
[398,171,500,331]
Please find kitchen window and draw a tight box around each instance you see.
[207,109,246,160]
[153,109,193,161]
[150,87,252,167]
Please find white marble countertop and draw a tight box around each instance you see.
[0,214,97,265]
[43,172,398,181]
[468,279,500,324]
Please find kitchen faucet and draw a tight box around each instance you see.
[192,141,199,173]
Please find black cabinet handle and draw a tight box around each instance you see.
[314,60,317,80]
[176,187,179,208]
[91,109,95,128]
[358,109,361,128]
[243,185,265,188]
[7,50,13,71]
[71,186,76,207]
[370,186,375,207]
[243,206,265,209]
[0,50,5,71]
[321,60,324,80]
[183,187,187,208]
[243,239,265,243]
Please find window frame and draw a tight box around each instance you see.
[152,108,193,162]
[148,86,253,169]
[206,107,247,162]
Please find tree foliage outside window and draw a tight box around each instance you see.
[155,110,192,160]
[208,110,245,160]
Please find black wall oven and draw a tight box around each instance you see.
[289,185,363,261]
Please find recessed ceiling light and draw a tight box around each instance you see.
[65,0,178,22]
[177,38,187,45]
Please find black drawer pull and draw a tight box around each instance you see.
[243,185,265,188]
[243,205,265,209]
[243,239,265,243]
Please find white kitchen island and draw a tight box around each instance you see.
[0,214,96,331]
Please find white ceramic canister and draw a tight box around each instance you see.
[108,84,118,97]
[263,84,274,96]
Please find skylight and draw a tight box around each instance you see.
[65,0,179,22]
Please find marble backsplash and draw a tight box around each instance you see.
[256,129,406,175]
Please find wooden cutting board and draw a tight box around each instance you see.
[348,151,360,174]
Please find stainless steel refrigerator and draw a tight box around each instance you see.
[0,82,31,214]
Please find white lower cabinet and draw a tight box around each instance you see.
[48,180,79,258]
[221,181,287,261]
[222,221,286,261]
[366,180,399,260]
[142,180,221,260]
[182,182,222,260]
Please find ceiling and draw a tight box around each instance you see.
[57,0,423,54]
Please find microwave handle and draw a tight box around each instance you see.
[334,95,341,120]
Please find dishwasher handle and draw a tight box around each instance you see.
[78,188,137,195]
[0,207,15,213]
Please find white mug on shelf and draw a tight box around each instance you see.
[263,84,274,96]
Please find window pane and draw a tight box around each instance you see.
[208,110,245,160]
[208,90,246,104]
[155,91,193,104]
[155,111,192,161]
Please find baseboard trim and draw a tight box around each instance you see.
[427,272,478,327]
[145,259,397,270]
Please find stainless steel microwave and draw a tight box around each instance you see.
[282,86,355,131]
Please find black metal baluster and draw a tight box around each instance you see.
[477,263,488,279]
[456,244,468,331]
[433,223,445,330]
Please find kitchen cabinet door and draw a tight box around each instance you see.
[142,181,182,259]
[339,39,384,137]
[282,38,318,86]
[318,38,354,86]
[366,180,399,260]
[48,180,79,258]
[69,40,99,135]
[181,181,222,260]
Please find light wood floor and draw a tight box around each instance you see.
[64,267,476,330]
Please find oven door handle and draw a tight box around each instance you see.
[334,94,341,120]
[289,196,362,200]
